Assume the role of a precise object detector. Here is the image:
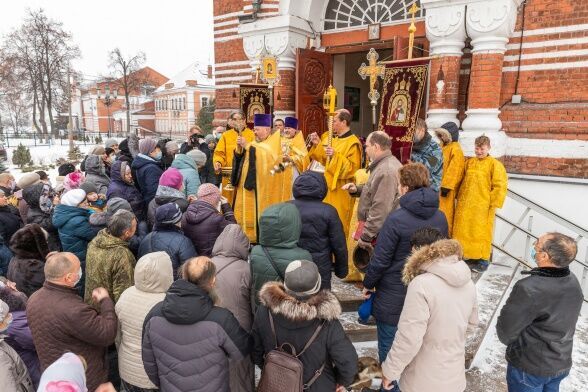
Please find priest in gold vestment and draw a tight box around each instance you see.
[307,109,362,238]
[231,113,285,242]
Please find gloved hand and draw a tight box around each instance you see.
[440,187,450,197]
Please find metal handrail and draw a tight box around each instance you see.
[507,189,588,239]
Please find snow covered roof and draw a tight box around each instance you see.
[155,62,214,92]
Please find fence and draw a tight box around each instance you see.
[0,131,121,148]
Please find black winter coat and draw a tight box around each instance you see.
[131,155,164,206]
[181,201,236,257]
[138,224,197,279]
[252,282,358,391]
[106,160,145,221]
[147,193,189,229]
[142,279,252,392]
[290,171,348,289]
[0,204,22,244]
[23,183,60,251]
[497,267,583,377]
[363,187,448,325]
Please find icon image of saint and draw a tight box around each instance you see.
[391,97,407,123]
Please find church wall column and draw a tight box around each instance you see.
[461,0,523,156]
[421,1,467,129]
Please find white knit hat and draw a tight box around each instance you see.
[60,189,86,207]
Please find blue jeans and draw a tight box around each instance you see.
[376,322,398,363]
[507,364,569,392]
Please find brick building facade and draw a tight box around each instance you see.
[212,0,588,178]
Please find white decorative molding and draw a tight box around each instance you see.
[423,4,467,56]
[426,109,460,129]
[466,0,520,54]
[462,108,502,133]
[273,110,296,120]
[243,35,265,59]
[506,36,588,51]
[506,138,588,159]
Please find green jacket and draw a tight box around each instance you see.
[84,229,135,305]
[250,203,312,305]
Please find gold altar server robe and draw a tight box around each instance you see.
[280,132,308,200]
[439,141,465,236]
[232,131,285,242]
[213,128,255,168]
[453,156,507,261]
[308,131,362,238]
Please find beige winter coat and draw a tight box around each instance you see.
[115,251,173,389]
[381,239,478,392]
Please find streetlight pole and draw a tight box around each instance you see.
[96,84,117,138]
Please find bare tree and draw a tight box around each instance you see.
[108,48,146,136]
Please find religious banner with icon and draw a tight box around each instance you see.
[239,84,272,129]
[378,58,429,164]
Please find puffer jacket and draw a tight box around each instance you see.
[363,187,448,325]
[52,204,100,265]
[142,279,252,392]
[250,203,312,305]
[290,171,347,289]
[131,154,164,206]
[84,229,135,304]
[106,160,145,220]
[0,204,22,245]
[211,224,254,392]
[0,337,34,392]
[5,310,41,387]
[138,223,196,279]
[171,154,201,197]
[411,132,443,191]
[85,154,111,195]
[22,183,60,251]
[7,224,49,298]
[381,240,478,392]
[27,281,117,392]
[253,282,358,391]
[116,252,173,389]
[182,200,236,257]
[147,186,189,228]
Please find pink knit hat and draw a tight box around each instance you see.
[63,171,85,191]
[159,168,183,190]
[197,183,221,206]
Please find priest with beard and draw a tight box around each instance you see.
[231,113,285,242]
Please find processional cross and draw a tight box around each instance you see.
[408,2,420,59]
[358,48,385,130]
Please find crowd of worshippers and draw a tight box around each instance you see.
[0,117,584,392]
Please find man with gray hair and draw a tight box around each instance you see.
[26,252,117,392]
[343,131,402,254]
[497,232,583,391]
[84,209,137,305]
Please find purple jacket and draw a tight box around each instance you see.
[106,160,145,220]
[181,201,236,257]
[6,310,41,386]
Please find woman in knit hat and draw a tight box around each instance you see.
[14,173,41,224]
[79,181,106,212]
[146,167,188,228]
[181,183,236,257]
[131,138,164,206]
[106,160,145,221]
[62,171,85,192]
[22,183,60,251]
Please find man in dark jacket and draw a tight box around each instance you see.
[497,232,583,391]
[179,126,217,185]
[7,224,50,297]
[27,252,117,392]
[290,171,347,289]
[182,183,236,257]
[139,203,196,279]
[410,118,443,192]
[0,187,22,244]
[142,256,252,392]
[131,138,164,206]
[23,182,60,251]
[363,163,448,362]
[253,260,358,391]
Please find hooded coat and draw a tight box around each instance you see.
[211,224,254,392]
[84,229,135,304]
[22,183,60,251]
[7,224,49,297]
[381,239,478,392]
[5,310,41,387]
[171,154,202,197]
[182,200,237,257]
[84,154,111,195]
[138,221,196,279]
[147,186,189,228]
[106,160,145,220]
[142,279,252,392]
[52,204,100,265]
[0,336,35,392]
[290,171,347,289]
[115,252,173,389]
[250,203,313,305]
[252,282,358,391]
[131,154,164,206]
[363,187,448,325]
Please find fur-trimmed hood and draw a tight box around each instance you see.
[434,128,452,146]
[9,223,49,260]
[402,239,470,287]
[259,281,341,322]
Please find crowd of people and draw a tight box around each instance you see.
[0,114,584,392]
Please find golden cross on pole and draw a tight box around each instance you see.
[358,48,385,129]
[408,2,420,59]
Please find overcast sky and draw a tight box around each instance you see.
[0,0,214,82]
